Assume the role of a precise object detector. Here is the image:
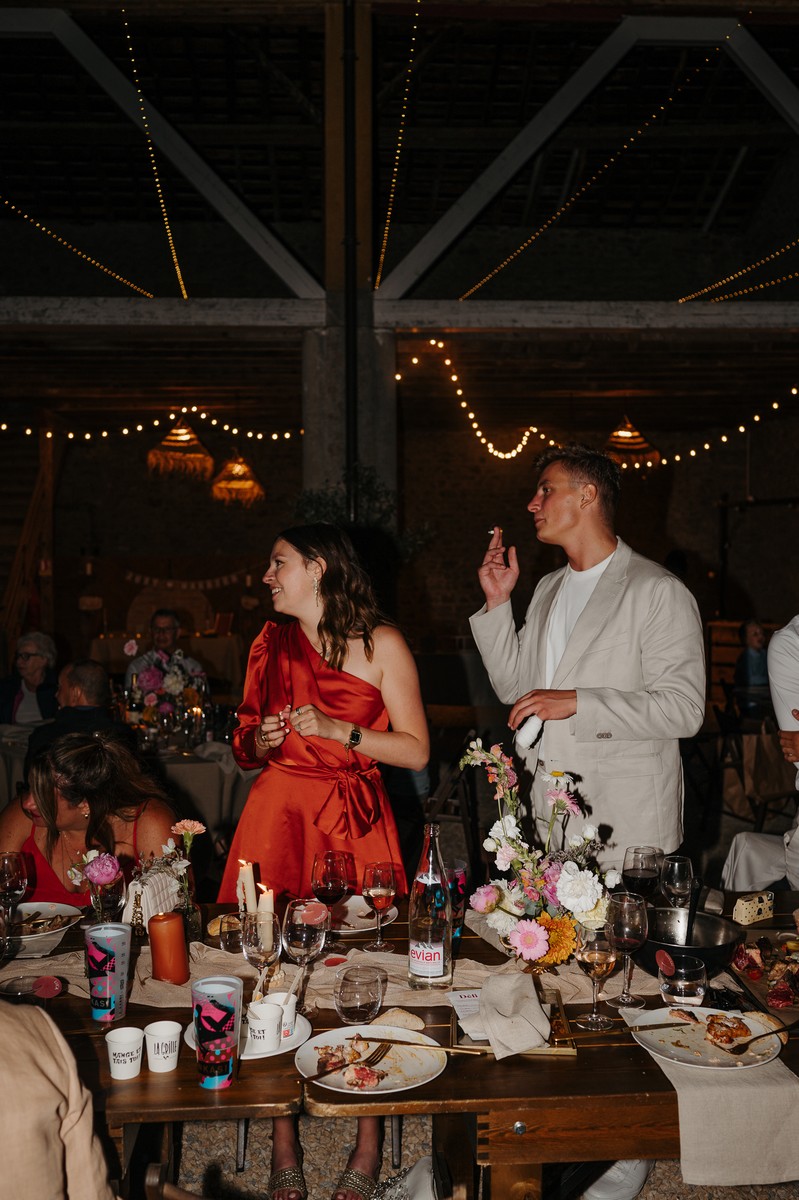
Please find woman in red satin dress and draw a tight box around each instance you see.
[218,524,429,1200]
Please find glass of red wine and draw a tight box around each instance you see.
[361,861,396,953]
[605,890,649,1010]
[621,845,660,903]
[311,850,350,954]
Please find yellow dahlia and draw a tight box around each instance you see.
[536,913,577,966]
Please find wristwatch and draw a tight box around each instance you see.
[344,725,363,751]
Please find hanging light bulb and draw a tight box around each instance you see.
[147,423,214,479]
[211,455,265,506]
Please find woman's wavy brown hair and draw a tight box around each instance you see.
[277,524,390,671]
[29,731,171,860]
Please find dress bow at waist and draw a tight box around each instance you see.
[268,758,383,840]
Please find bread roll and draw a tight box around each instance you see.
[372,1007,425,1031]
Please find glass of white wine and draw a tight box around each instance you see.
[574,923,617,1031]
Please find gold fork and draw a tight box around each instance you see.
[305,1041,391,1084]
[725,1025,793,1056]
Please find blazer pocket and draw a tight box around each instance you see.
[597,753,662,779]
[582,634,630,655]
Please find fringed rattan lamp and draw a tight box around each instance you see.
[211,455,265,507]
[147,423,215,479]
[605,416,662,470]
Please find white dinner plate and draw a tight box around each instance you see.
[330,895,399,935]
[8,902,83,958]
[630,1007,781,1070]
[184,1013,312,1060]
[295,1024,447,1094]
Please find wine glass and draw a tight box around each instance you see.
[621,846,660,902]
[282,898,329,968]
[361,861,396,953]
[605,891,648,1010]
[573,923,617,1031]
[334,964,383,1024]
[0,852,27,919]
[311,850,350,954]
[660,854,693,909]
[241,912,281,994]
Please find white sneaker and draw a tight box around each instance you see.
[581,1159,653,1200]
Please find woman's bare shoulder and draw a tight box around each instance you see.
[370,624,412,656]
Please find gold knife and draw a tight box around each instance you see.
[555,1020,689,1041]
[358,1036,487,1055]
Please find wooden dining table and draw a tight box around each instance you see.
[38,894,799,1199]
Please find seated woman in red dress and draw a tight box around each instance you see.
[218,524,429,1200]
[0,731,175,906]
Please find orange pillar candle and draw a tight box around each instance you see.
[148,912,190,984]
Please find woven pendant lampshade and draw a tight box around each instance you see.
[211,455,265,506]
[147,423,214,479]
[605,415,661,469]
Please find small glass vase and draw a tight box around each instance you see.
[88,874,125,923]
[177,867,202,944]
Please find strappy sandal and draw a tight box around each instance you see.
[333,1167,379,1200]
[268,1164,308,1200]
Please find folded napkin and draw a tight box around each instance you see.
[459,967,551,1059]
[622,1009,799,1185]
[303,949,500,1012]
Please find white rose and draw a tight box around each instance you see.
[487,815,522,844]
[604,869,622,889]
[582,824,598,841]
[568,834,585,849]
[483,836,497,853]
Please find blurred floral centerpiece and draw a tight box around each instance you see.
[124,640,204,725]
[461,740,620,967]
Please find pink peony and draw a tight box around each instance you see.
[508,919,550,962]
[470,884,500,914]
[123,639,138,656]
[83,853,121,886]
[137,666,164,693]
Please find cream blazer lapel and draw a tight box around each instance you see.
[550,539,631,689]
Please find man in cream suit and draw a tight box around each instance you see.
[470,444,706,871]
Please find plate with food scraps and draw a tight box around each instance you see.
[629,1006,783,1069]
[184,1013,312,1059]
[8,902,83,957]
[330,895,399,935]
[295,1024,447,1094]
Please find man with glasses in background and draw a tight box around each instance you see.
[124,608,205,688]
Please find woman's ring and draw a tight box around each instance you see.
[295,706,302,715]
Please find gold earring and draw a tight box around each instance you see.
[313,577,319,606]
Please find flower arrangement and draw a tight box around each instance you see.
[124,643,204,724]
[461,740,621,967]
[67,850,124,921]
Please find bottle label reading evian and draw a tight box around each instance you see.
[409,939,445,978]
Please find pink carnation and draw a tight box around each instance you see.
[138,666,164,693]
[83,853,121,886]
[495,842,515,872]
[123,639,138,656]
[470,884,500,914]
[508,919,550,962]
[172,820,206,837]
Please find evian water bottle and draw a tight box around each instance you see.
[407,823,452,990]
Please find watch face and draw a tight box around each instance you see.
[350,727,363,747]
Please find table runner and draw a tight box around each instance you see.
[621,1009,799,1185]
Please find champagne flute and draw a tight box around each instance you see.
[660,854,693,909]
[574,923,617,1031]
[621,846,659,901]
[282,898,330,1012]
[361,861,396,953]
[241,912,281,995]
[0,852,27,920]
[605,891,648,1010]
[311,850,350,954]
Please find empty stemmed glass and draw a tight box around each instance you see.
[0,852,27,922]
[282,898,330,1008]
[661,854,693,909]
[573,923,617,1031]
[241,912,281,996]
[605,891,648,1010]
[361,862,396,953]
[311,850,350,954]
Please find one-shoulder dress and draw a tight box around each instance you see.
[217,621,407,901]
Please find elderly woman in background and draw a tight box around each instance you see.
[0,631,59,724]
[0,731,175,905]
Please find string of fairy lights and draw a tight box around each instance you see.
[374,0,423,291]
[120,6,188,300]
[395,337,794,467]
[0,407,301,445]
